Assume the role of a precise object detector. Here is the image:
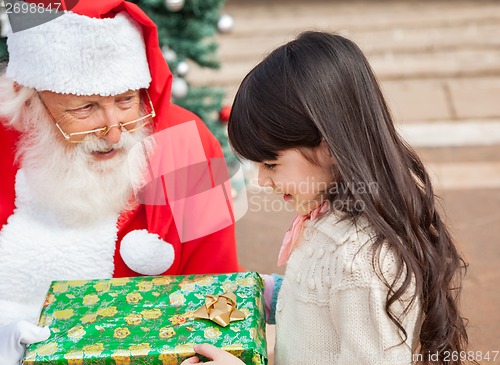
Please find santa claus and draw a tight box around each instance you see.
[0,1,240,362]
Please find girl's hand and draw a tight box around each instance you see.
[180,344,245,365]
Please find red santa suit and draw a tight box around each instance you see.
[0,0,240,325]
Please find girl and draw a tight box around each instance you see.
[182,31,469,365]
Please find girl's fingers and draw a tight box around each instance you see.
[193,344,244,364]
[180,356,201,364]
[193,344,226,359]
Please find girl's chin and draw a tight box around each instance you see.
[296,200,323,216]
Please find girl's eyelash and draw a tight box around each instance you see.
[263,163,276,170]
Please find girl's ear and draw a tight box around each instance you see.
[314,139,336,170]
[319,138,333,159]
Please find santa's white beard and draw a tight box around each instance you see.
[16,106,151,227]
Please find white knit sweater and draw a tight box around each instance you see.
[274,212,421,365]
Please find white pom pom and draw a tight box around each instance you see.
[120,230,175,275]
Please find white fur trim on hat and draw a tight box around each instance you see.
[6,11,151,96]
[120,230,175,276]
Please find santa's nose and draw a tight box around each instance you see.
[98,125,122,145]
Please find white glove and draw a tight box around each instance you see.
[0,321,50,365]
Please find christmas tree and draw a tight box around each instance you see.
[130,0,239,180]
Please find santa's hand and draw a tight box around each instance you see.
[0,321,50,365]
[180,344,245,365]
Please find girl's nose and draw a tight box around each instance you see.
[258,169,274,188]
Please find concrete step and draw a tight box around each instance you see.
[398,120,500,146]
[225,0,500,36]
[383,77,500,123]
[218,23,500,62]
[416,145,500,163]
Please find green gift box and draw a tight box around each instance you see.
[23,272,267,365]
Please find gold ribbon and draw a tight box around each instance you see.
[193,292,246,327]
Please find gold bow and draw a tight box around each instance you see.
[193,292,246,327]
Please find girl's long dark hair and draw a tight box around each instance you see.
[228,31,469,364]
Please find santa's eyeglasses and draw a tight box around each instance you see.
[36,90,156,143]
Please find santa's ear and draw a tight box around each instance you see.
[13,82,32,107]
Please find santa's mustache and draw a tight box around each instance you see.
[82,136,125,154]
